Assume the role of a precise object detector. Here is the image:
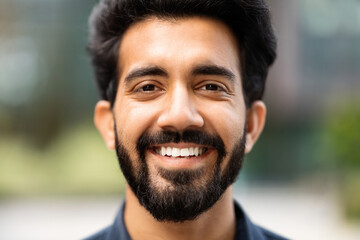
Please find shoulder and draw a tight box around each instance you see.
[82,202,130,240]
[252,225,289,240]
[82,226,111,240]
[234,201,289,240]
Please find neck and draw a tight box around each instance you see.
[124,185,236,240]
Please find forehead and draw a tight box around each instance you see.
[118,16,241,78]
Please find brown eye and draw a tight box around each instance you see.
[205,84,220,91]
[199,83,225,92]
[138,84,156,92]
[133,82,164,100]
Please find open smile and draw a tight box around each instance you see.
[152,146,208,158]
[148,144,215,169]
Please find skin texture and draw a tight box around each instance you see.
[94,17,266,240]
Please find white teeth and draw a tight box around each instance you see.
[156,146,206,157]
[189,147,194,155]
[172,148,180,157]
[166,147,172,156]
[180,148,190,157]
[161,146,166,156]
[199,148,203,155]
[194,147,199,156]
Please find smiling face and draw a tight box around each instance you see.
[94,16,261,222]
[116,16,246,169]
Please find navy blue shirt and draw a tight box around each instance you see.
[84,201,288,240]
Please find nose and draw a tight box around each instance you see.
[157,84,204,131]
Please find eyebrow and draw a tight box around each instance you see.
[192,65,236,81]
[124,66,168,83]
[123,64,236,84]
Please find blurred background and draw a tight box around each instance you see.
[0,0,359,239]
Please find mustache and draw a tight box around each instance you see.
[136,130,226,160]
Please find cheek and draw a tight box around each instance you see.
[200,101,245,169]
[201,101,246,139]
[114,100,161,149]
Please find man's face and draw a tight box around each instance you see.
[112,17,247,222]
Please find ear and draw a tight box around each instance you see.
[245,100,266,154]
[94,100,115,150]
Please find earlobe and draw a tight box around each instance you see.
[94,100,116,150]
[245,101,266,154]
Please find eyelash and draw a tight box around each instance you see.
[199,83,226,92]
[135,83,225,92]
[136,84,158,92]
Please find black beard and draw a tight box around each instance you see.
[115,128,246,222]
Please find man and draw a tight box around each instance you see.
[86,0,286,239]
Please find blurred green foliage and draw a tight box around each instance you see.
[342,174,360,220]
[0,123,125,197]
[244,120,322,182]
[324,103,360,220]
[325,105,360,169]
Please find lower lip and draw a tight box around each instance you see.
[148,149,214,169]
